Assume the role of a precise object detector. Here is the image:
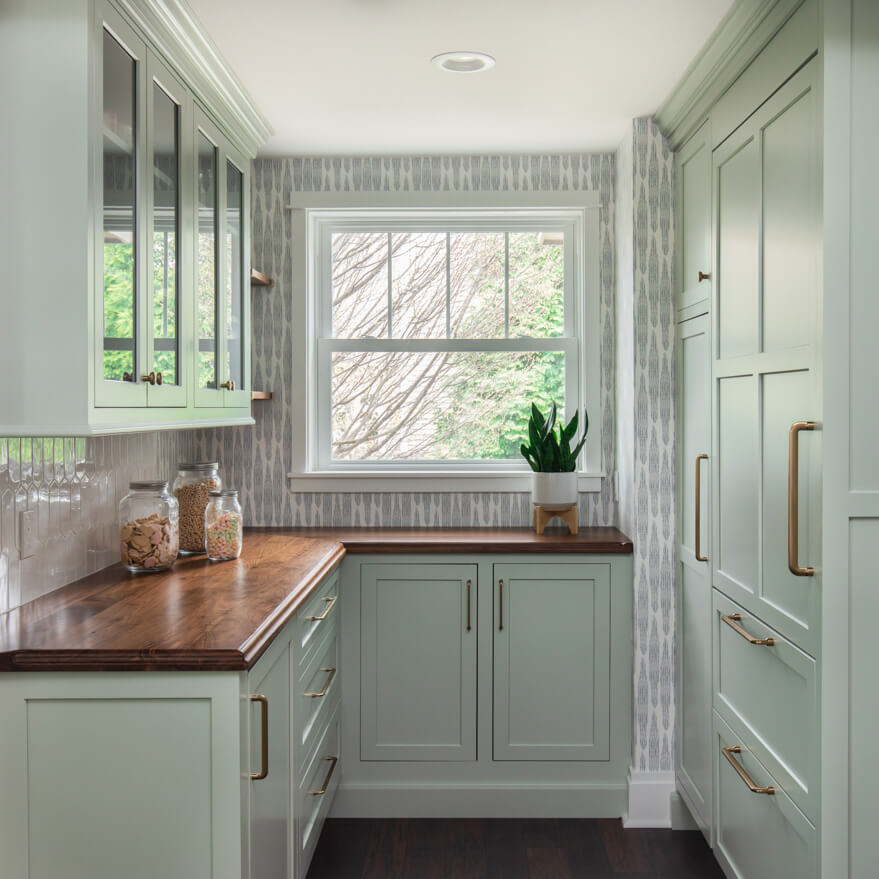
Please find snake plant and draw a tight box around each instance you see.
[520,402,588,473]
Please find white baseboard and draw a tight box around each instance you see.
[622,769,676,828]
[332,782,628,818]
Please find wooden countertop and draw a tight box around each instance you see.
[0,526,631,673]
[249,526,633,555]
[0,533,345,673]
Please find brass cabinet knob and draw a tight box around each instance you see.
[155,371,163,386]
[220,380,235,390]
[698,270,711,282]
[122,372,134,383]
[140,372,157,385]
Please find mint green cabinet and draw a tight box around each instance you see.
[675,313,712,836]
[492,563,610,761]
[360,563,477,761]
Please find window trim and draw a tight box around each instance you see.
[288,191,602,493]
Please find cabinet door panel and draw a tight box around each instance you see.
[715,375,759,596]
[360,564,477,760]
[493,563,609,761]
[677,122,712,315]
[248,641,291,879]
[716,137,760,360]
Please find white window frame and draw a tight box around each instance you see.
[288,192,602,492]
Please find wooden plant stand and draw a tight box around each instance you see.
[533,504,579,535]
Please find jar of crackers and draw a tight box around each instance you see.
[119,482,179,573]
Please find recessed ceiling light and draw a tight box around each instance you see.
[431,51,496,74]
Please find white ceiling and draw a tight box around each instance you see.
[186,0,735,157]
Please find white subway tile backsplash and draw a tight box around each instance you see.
[0,432,189,612]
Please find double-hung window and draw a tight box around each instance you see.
[292,198,601,491]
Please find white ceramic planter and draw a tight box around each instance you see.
[531,472,578,509]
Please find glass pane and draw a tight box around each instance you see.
[449,232,505,338]
[391,232,446,338]
[331,350,565,461]
[225,161,244,388]
[151,83,178,384]
[102,30,137,383]
[197,133,218,389]
[331,232,389,338]
[509,232,565,337]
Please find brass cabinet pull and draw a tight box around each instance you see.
[304,667,336,698]
[721,613,775,646]
[140,371,157,385]
[498,579,504,631]
[220,379,235,390]
[788,421,816,576]
[308,595,336,621]
[249,694,268,780]
[309,755,338,796]
[698,270,711,282]
[695,453,708,562]
[466,579,472,632]
[722,745,775,795]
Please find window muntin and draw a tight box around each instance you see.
[314,212,583,471]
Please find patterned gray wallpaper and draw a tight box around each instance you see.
[190,154,618,527]
[0,432,185,612]
[617,120,676,774]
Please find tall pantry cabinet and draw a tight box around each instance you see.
[671,1,821,876]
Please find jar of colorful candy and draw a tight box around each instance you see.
[204,489,243,561]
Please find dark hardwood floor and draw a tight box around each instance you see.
[306,818,725,879]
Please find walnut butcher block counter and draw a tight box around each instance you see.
[0,526,631,673]
[0,533,345,672]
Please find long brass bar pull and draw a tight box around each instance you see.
[788,421,816,576]
[304,667,337,698]
[309,756,339,796]
[498,579,504,631]
[308,596,337,621]
[249,694,268,780]
[695,454,708,562]
[721,613,775,647]
[466,579,472,632]
[722,745,775,795]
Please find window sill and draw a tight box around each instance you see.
[286,471,604,493]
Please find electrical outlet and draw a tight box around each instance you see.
[19,510,38,560]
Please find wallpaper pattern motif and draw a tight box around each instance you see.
[0,432,185,612]
[191,154,617,527]
[629,120,676,773]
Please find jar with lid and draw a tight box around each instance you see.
[172,462,221,554]
[119,482,179,573]
[205,490,243,561]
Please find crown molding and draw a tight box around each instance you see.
[114,0,273,157]
[654,0,807,150]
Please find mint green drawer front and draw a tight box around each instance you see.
[299,570,339,665]
[713,590,818,821]
[296,629,340,779]
[714,713,816,879]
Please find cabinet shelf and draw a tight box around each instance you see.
[251,390,273,401]
[250,269,273,288]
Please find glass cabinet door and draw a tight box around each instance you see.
[196,124,221,402]
[146,55,187,406]
[223,156,249,405]
[97,19,147,406]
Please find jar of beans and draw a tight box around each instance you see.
[205,490,243,561]
[119,482,179,573]
[172,462,221,554]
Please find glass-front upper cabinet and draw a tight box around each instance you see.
[194,108,250,407]
[146,53,188,406]
[97,13,146,406]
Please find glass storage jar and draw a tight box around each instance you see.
[205,490,243,561]
[119,482,179,573]
[172,462,221,554]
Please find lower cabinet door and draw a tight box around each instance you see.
[492,563,610,760]
[248,634,292,879]
[714,713,816,879]
[360,563,477,760]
